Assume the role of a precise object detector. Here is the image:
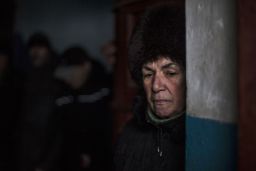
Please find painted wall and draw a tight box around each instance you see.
[186,0,238,170]
[15,0,114,64]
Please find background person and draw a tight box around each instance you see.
[53,46,112,171]
[18,32,60,171]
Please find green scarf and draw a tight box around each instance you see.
[147,109,184,125]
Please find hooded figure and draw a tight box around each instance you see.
[114,6,186,171]
[18,32,60,171]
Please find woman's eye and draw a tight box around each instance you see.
[143,73,153,79]
[166,71,177,77]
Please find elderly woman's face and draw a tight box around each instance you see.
[142,57,185,119]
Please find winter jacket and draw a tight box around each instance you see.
[52,62,113,171]
[114,96,185,171]
[18,65,60,171]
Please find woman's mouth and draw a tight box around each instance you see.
[153,99,172,106]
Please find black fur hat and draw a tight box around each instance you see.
[128,6,186,87]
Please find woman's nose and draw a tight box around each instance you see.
[152,74,165,92]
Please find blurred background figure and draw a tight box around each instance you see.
[100,40,116,73]
[53,46,112,171]
[26,32,57,71]
[17,32,60,171]
[100,40,116,123]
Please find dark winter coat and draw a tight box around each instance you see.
[18,65,60,171]
[114,97,185,171]
[52,62,113,171]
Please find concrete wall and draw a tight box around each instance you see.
[186,0,238,170]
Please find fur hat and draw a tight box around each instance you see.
[128,6,185,87]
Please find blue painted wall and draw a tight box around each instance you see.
[186,116,237,171]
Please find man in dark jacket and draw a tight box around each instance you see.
[53,46,113,171]
[114,6,186,171]
[18,32,60,171]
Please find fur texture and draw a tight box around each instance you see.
[128,6,186,87]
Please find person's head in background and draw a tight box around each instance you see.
[129,6,186,119]
[27,32,54,68]
[100,40,116,72]
[55,46,92,90]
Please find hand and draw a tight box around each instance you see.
[35,168,44,171]
[81,154,91,168]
